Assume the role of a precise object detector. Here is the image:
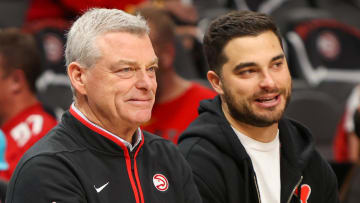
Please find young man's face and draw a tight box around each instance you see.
[217,31,292,127]
[80,32,158,128]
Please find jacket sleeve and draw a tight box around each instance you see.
[6,155,86,203]
[179,138,226,203]
[323,159,340,203]
[179,150,203,203]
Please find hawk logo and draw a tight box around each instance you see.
[295,184,311,203]
[153,174,169,192]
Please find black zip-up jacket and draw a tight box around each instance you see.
[178,96,339,203]
[6,108,202,203]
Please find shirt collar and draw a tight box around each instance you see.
[231,126,279,152]
[71,103,142,151]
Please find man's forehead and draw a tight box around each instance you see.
[224,33,282,58]
[95,31,154,57]
[112,57,159,67]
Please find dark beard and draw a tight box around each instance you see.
[223,86,291,127]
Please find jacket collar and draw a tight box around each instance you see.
[196,95,315,168]
[69,103,142,151]
[59,106,144,154]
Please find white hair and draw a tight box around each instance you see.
[65,8,149,67]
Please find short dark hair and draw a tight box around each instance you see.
[203,10,282,75]
[0,28,41,92]
[137,6,175,47]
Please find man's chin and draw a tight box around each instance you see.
[132,111,152,125]
[251,118,279,127]
[233,107,284,127]
[252,111,284,127]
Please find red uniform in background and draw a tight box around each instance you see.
[334,85,360,162]
[26,0,146,22]
[143,83,217,144]
[0,103,57,180]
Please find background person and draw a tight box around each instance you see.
[0,28,57,181]
[138,6,216,143]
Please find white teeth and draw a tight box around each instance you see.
[261,99,274,102]
[258,97,276,102]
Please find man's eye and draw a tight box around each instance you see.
[147,66,158,72]
[146,66,158,77]
[116,67,135,78]
[239,69,255,75]
[273,62,283,68]
[120,67,134,72]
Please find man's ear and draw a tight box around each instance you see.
[7,69,26,93]
[67,62,87,96]
[207,70,224,95]
[160,43,175,70]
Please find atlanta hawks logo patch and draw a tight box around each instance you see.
[153,174,169,192]
[295,184,311,203]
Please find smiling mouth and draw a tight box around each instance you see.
[129,98,151,101]
[127,98,153,106]
[255,95,279,103]
[253,94,282,108]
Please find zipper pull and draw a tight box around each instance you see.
[253,175,261,203]
[287,176,303,203]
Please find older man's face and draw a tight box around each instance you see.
[81,32,158,129]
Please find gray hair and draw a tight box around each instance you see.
[65,8,149,67]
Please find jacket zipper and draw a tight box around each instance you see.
[253,175,261,203]
[129,152,139,193]
[69,106,144,202]
[124,149,141,203]
[130,151,136,174]
[286,176,303,203]
[129,143,145,203]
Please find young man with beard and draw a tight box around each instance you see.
[6,8,201,203]
[178,10,339,203]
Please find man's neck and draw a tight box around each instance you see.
[156,70,191,104]
[222,102,279,143]
[74,100,137,143]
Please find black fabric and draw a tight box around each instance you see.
[178,95,339,203]
[6,111,201,203]
[0,179,7,203]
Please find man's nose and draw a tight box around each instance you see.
[134,69,155,91]
[259,71,276,89]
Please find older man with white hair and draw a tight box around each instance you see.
[6,8,201,203]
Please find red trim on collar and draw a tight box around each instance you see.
[69,105,142,149]
[134,136,145,203]
[69,105,144,203]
